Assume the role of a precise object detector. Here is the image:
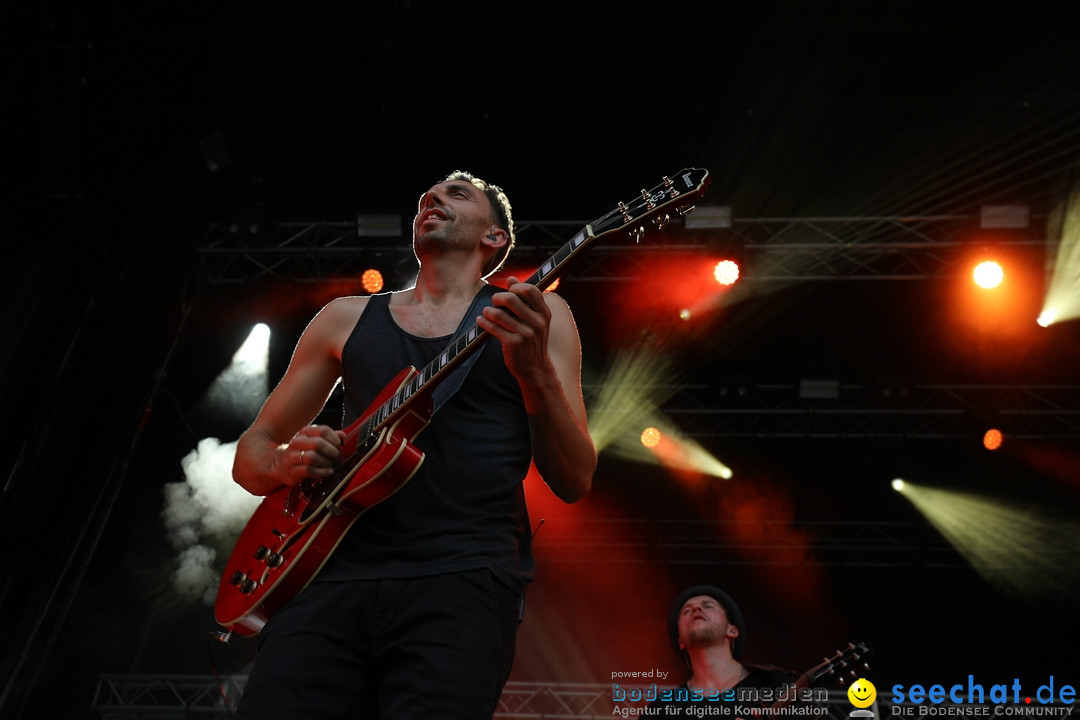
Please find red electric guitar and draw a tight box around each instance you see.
[214,168,712,636]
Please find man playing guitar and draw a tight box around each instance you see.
[230,170,596,719]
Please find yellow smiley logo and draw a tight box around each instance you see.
[848,678,876,708]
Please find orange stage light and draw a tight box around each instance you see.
[640,427,661,448]
[361,269,384,294]
[983,428,1003,451]
[973,260,1004,289]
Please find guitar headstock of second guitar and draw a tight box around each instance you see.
[807,641,874,687]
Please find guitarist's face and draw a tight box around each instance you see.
[677,595,739,651]
[414,180,496,254]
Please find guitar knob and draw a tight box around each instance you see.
[254,545,270,560]
[266,552,284,568]
[239,579,258,595]
[229,571,247,586]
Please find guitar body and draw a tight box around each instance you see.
[214,368,430,636]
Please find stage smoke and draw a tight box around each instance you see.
[162,437,259,605]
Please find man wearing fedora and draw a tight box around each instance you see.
[650,585,796,712]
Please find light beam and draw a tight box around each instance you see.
[894,480,1079,600]
[1042,180,1080,324]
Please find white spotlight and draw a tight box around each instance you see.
[201,323,273,424]
[233,323,271,372]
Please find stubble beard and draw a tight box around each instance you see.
[415,217,478,256]
[685,623,726,649]
[414,224,455,262]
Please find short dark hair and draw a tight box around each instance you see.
[443,170,516,277]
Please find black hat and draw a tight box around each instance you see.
[668,585,746,663]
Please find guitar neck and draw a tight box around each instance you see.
[364,168,710,436]
[363,224,598,436]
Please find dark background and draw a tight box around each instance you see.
[4,1,1079,718]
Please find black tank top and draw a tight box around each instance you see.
[316,290,535,589]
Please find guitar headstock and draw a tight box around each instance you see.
[806,641,873,687]
[514,168,711,292]
[590,168,711,242]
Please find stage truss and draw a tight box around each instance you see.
[196,214,1045,284]
[197,214,1078,440]
[633,382,1080,439]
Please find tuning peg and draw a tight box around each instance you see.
[653,214,670,230]
[677,204,697,216]
[631,226,645,243]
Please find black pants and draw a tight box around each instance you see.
[236,569,521,719]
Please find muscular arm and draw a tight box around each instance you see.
[232,298,359,496]
[478,280,596,503]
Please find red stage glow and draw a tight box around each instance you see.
[947,246,1043,367]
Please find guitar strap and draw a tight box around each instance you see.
[431,284,499,414]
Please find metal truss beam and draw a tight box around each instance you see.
[592,383,1080,439]
[196,215,1045,284]
[93,674,245,718]
[197,221,419,284]
[727,215,1032,281]
[532,519,972,568]
[540,515,1077,570]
